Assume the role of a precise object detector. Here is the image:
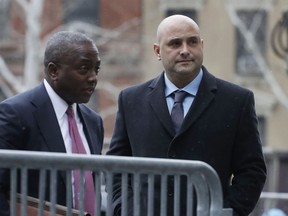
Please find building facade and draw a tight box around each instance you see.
[0,0,288,213]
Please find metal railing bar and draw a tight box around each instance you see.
[186,174,193,216]
[95,171,102,216]
[105,172,113,216]
[79,169,85,216]
[192,174,209,216]
[261,192,288,200]
[38,169,46,216]
[133,173,140,216]
[10,167,17,216]
[0,150,225,177]
[66,170,73,216]
[20,167,28,216]
[174,175,180,216]
[0,150,232,216]
[204,169,224,216]
[121,173,128,216]
[160,175,167,216]
[49,169,57,216]
[147,174,155,216]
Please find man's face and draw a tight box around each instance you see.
[154,19,203,84]
[51,43,101,104]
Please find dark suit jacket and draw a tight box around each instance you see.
[0,82,104,216]
[107,66,267,216]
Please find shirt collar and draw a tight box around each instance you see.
[44,79,77,120]
[164,68,203,97]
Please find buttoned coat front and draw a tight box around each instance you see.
[107,66,266,216]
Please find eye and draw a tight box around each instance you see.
[168,39,182,48]
[95,66,100,75]
[78,65,90,74]
[188,37,201,45]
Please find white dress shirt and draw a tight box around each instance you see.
[44,79,91,154]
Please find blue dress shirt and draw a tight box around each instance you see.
[164,69,203,117]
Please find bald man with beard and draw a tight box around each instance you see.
[107,15,266,216]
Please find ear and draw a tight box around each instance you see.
[153,43,161,60]
[47,62,59,81]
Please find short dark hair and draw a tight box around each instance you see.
[44,31,96,70]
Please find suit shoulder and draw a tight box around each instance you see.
[215,77,253,96]
[202,67,253,97]
[120,78,156,95]
[201,68,254,101]
[78,104,102,120]
[0,84,42,107]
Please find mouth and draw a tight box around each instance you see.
[176,59,193,63]
[84,86,96,95]
[176,60,193,65]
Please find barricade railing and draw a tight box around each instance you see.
[0,150,233,216]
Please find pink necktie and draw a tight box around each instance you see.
[66,105,95,215]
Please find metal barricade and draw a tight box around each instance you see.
[0,150,232,216]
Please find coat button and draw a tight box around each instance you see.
[168,152,176,158]
[168,193,173,197]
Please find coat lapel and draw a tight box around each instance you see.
[148,73,175,136]
[181,68,217,133]
[147,70,218,136]
[30,83,67,188]
[77,105,99,155]
[32,83,66,153]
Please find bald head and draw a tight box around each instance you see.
[153,14,204,88]
[156,15,201,43]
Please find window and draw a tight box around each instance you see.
[235,10,267,76]
[166,9,197,22]
[0,0,10,39]
[161,0,202,22]
[63,0,100,25]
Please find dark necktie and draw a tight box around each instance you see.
[66,106,95,215]
[171,91,188,132]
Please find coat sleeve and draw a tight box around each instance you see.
[106,91,134,215]
[107,91,133,157]
[0,102,27,216]
[225,91,267,216]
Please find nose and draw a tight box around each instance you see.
[180,43,190,57]
[88,70,98,83]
